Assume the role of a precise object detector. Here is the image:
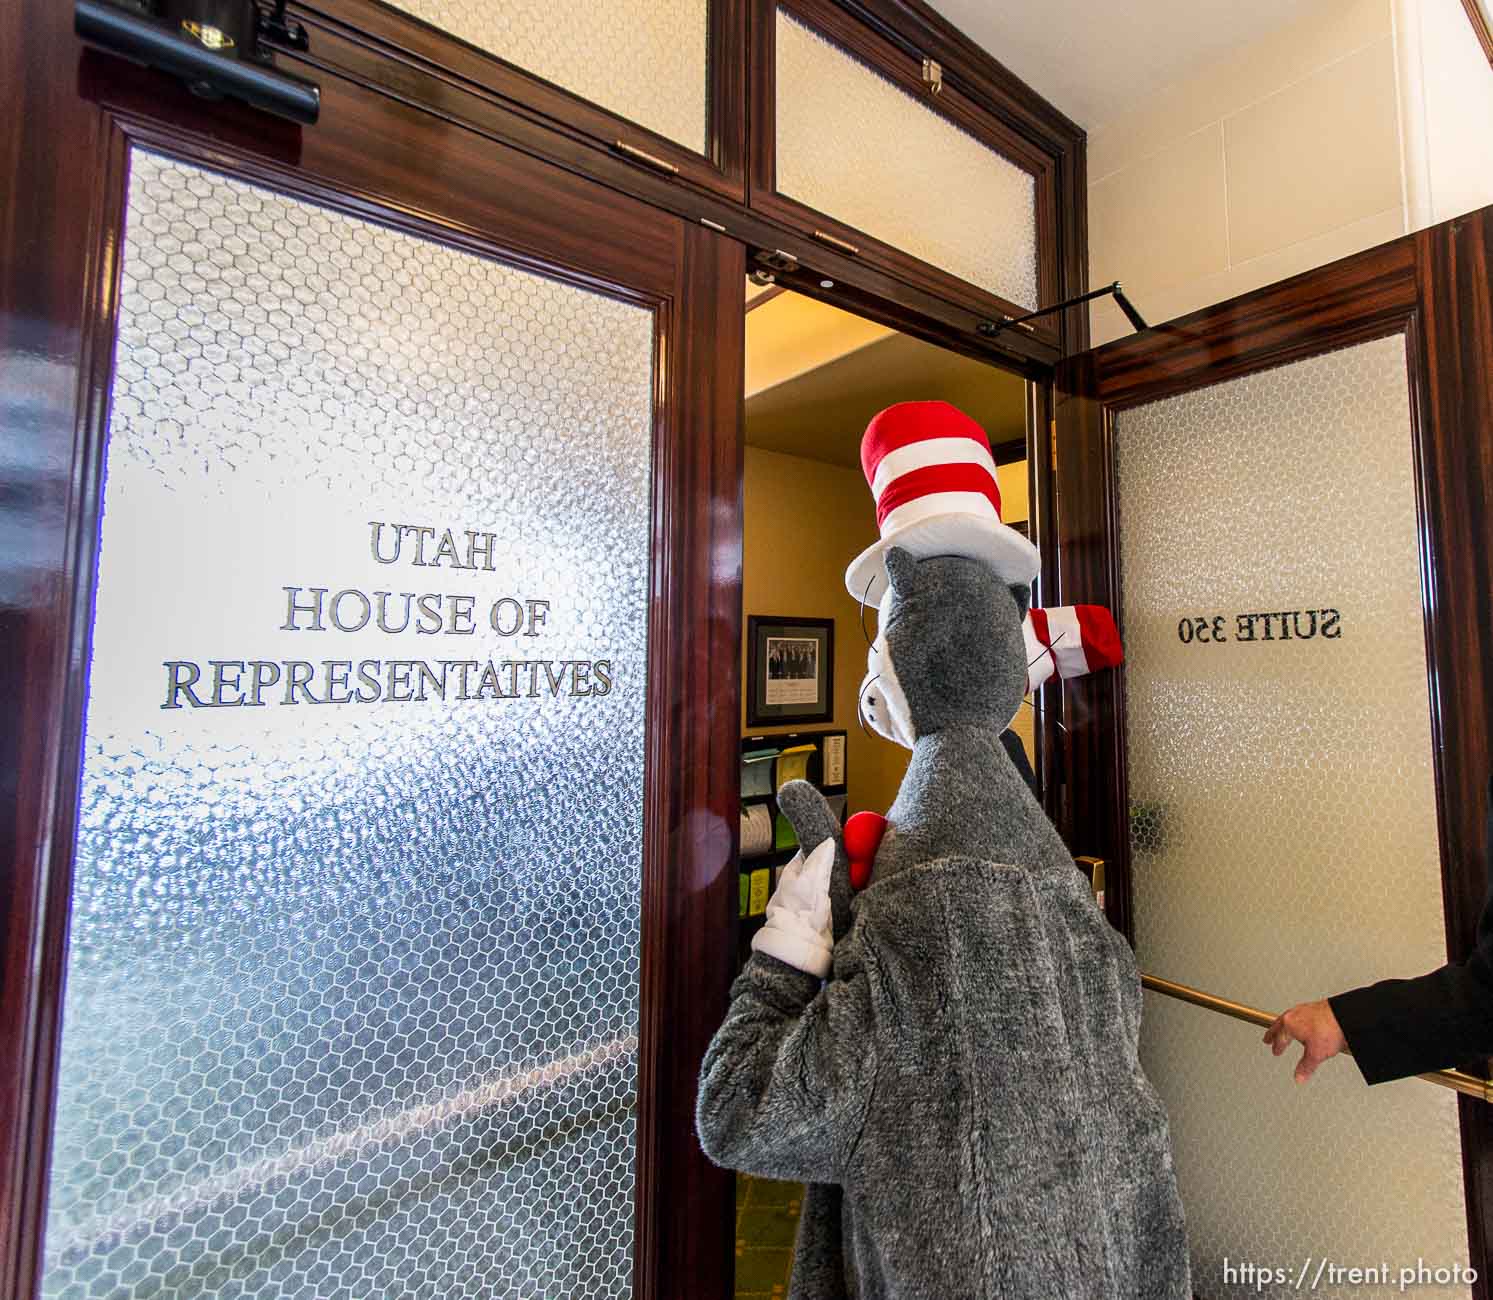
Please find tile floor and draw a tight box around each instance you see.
[734,1174,802,1299]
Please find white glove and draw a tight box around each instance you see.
[750,836,836,977]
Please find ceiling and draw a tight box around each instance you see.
[745,288,1027,471]
[926,0,1329,127]
[745,289,894,399]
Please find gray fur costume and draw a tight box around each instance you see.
[697,548,1190,1299]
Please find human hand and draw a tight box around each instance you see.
[1262,999,1348,1083]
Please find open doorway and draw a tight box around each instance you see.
[733,280,1034,1298]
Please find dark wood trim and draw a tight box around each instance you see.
[990,435,1028,466]
[1,5,118,1291]
[1049,352,1130,934]
[1054,118,1091,356]
[744,282,788,313]
[2,6,740,1294]
[1086,233,1420,407]
[1412,209,1493,1298]
[813,0,1090,354]
[741,260,1057,377]
[5,0,1076,1289]
[636,221,744,1300]
[292,0,748,201]
[748,0,1064,345]
[1032,112,1092,826]
[712,0,752,186]
[1055,232,1426,938]
[1462,0,1493,67]
[14,116,136,1300]
[843,0,1082,146]
[1025,382,1061,816]
[275,0,1088,374]
[274,2,1062,374]
[1057,207,1493,1294]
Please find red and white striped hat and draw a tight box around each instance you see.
[1024,604,1124,694]
[844,401,1040,608]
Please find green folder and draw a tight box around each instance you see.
[774,811,798,852]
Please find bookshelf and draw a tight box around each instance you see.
[737,728,848,964]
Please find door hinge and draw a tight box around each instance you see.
[612,140,680,176]
[755,248,800,274]
[812,229,860,256]
[1050,419,1058,474]
[921,57,943,95]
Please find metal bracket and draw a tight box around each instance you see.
[75,0,320,122]
[921,57,943,95]
[256,0,308,52]
[755,248,800,274]
[978,280,1150,338]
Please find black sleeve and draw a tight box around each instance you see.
[1330,955,1493,1084]
[1330,777,1493,1085]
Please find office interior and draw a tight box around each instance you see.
[736,286,1036,1292]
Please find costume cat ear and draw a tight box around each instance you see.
[883,546,918,596]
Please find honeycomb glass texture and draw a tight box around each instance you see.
[379,0,708,153]
[40,150,654,1299]
[773,8,1038,310]
[1115,335,1468,1298]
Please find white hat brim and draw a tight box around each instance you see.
[844,512,1040,609]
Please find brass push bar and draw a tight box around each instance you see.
[1140,972,1492,1103]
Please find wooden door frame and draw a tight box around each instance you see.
[265,0,1086,373]
[1051,209,1493,1293]
[286,0,751,203]
[0,2,743,1295]
[746,0,1064,347]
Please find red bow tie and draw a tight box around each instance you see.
[843,810,888,891]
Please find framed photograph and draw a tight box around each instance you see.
[746,616,834,726]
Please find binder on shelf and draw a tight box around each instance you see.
[740,804,774,858]
[741,747,780,799]
[739,729,849,800]
[737,728,849,954]
[774,744,816,791]
[747,867,771,916]
[822,733,846,787]
[774,811,798,852]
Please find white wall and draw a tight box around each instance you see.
[1087,0,1406,346]
[1396,0,1493,229]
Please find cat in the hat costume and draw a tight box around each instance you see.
[697,402,1189,1299]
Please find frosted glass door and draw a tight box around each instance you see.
[773,6,1038,310]
[381,0,709,153]
[1114,335,1469,1298]
[41,150,653,1299]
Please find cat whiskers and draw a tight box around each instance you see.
[1018,696,1068,733]
[1026,629,1069,733]
[1028,627,1068,671]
